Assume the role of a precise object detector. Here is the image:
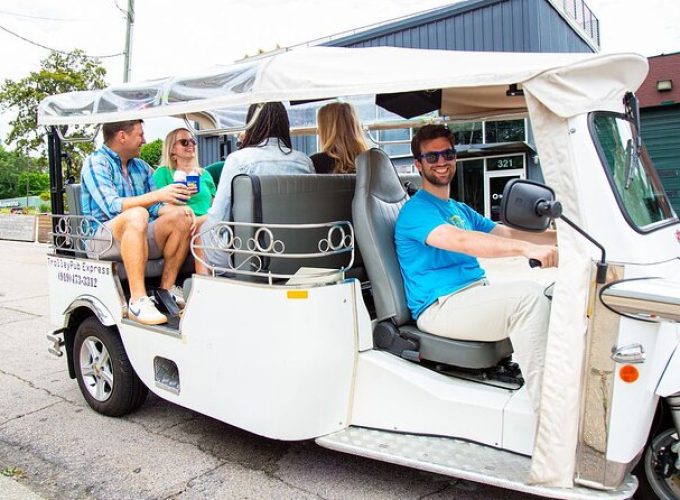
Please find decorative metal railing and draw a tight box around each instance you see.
[49,216,356,286]
[557,0,600,48]
[49,215,113,258]
[192,220,355,285]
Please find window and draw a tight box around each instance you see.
[377,128,411,157]
[590,112,677,232]
[485,119,526,143]
[450,122,482,146]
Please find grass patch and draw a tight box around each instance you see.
[1,466,25,478]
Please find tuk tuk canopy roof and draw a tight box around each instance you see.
[37,46,648,129]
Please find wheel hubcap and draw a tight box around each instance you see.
[79,336,113,402]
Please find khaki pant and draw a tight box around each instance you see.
[88,219,162,261]
[417,279,550,411]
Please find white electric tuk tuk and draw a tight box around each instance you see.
[39,47,680,499]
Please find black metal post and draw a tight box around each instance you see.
[560,214,608,284]
[47,127,64,216]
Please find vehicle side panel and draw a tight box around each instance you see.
[351,350,516,451]
[120,276,364,441]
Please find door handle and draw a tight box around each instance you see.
[611,343,646,364]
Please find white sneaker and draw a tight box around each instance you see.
[167,285,186,309]
[128,296,167,325]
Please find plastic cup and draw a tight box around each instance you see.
[186,174,200,194]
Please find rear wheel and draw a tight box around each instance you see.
[73,317,148,416]
[635,428,680,500]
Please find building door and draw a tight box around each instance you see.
[487,174,521,221]
[452,159,484,214]
[453,154,525,219]
[485,154,526,221]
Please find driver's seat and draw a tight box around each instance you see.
[352,148,512,369]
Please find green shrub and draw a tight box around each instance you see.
[140,139,163,167]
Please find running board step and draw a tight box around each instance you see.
[315,427,637,500]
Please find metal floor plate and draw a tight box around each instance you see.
[315,427,637,500]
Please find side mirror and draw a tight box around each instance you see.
[500,179,561,232]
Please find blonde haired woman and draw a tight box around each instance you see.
[153,128,216,218]
[311,102,368,174]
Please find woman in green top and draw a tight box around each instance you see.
[153,128,217,220]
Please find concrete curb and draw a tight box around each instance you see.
[0,474,45,500]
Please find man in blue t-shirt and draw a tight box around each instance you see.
[394,124,558,411]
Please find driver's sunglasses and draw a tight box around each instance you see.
[417,148,457,164]
[176,138,197,147]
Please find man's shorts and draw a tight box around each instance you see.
[87,219,162,261]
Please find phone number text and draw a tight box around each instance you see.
[57,271,99,288]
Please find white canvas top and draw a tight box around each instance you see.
[37,46,648,128]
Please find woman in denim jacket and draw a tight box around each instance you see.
[197,102,314,272]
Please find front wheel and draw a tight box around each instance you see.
[636,428,680,499]
[73,317,148,416]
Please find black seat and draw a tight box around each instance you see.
[352,148,512,369]
[230,173,361,279]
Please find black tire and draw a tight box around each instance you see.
[73,316,148,417]
[634,428,680,500]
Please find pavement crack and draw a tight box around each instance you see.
[122,416,286,475]
[0,310,46,326]
[161,460,229,499]
[269,472,328,499]
[0,400,62,429]
[418,480,459,499]
[161,460,325,500]
[266,448,327,499]
[0,293,48,307]
[0,368,69,403]
[0,305,44,317]
[120,423,325,499]
[122,421,227,462]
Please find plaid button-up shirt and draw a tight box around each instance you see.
[80,145,161,222]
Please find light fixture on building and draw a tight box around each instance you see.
[656,79,673,91]
[506,83,524,97]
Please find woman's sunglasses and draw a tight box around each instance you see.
[416,148,457,164]
[176,138,197,148]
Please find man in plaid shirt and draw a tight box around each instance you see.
[81,120,194,325]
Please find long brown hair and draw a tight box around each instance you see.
[317,102,368,174]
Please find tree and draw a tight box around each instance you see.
[0,49,107,175]
[140,139,163,167]
[0,145,43,199]
[18,170,50,197]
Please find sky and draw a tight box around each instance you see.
[1,0,679,144]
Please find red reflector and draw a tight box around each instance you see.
[619,365,639,383]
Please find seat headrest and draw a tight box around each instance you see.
[355,148,411,204]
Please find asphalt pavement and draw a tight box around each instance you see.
[0,239,540,500]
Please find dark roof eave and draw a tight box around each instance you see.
[456,141,536,158]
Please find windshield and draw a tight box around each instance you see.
[590,112,677,232]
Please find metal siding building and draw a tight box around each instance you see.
[641,106,680,212]
[638,52,680,213]
[202,0,599,200]
[323,0,596,53]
